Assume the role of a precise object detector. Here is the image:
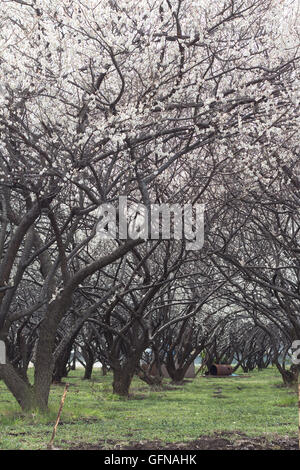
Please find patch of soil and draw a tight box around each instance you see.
[156,385,183,391]
[64,432,298,450]
[129,387,151,392]
[51,381,76,386]
[58,417,100,426]
[170,379,193,385]
[128,394,147,400]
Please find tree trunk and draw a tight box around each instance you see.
[0,363,34,411]
[275,362,299,386]
[166,353,192,383]
[81,345,94,380]
[33,297,71,410]
[83,355,94,380]
[33,325,56,409]
[52,340,73,383]
[137,366,163,387]
[52,356,69,383]
[281,368,298,385]
[168,368,186,383]
[112,367,135,396]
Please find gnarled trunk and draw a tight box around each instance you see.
[33,295,72,410]
[83,355,94,380]
[52,337,75,383]
[275,361,299,386]
[52,356,69,384]
[0,362,34,411]
[137,366,163,387]
[112,353,143,396]
[165,352,195,384]
[112,367,135,396]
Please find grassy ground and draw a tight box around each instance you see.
[0,367,298,450]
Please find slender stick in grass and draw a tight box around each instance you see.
[47,383,69,450]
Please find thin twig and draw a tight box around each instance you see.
[47,383,69,450]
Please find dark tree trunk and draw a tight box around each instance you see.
[165,351,195,384]
[33,296,71,410]
[52,356,68,383]
[81,345,95,380]
[0,363,34,411]
[168,368,186,383]
[275,361,299,386]
[83,356,94,380]
[137,366,163,387]
[112,352,144,397]
[112,366,135,396]
[52,340,74,383]
[279,367,298,385]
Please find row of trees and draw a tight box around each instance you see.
[0,0,299,411]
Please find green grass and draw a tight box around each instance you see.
[0,367,298,450]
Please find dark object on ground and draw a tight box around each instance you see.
[208,364,233,376]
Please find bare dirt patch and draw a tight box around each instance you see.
[64,432,298,450]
